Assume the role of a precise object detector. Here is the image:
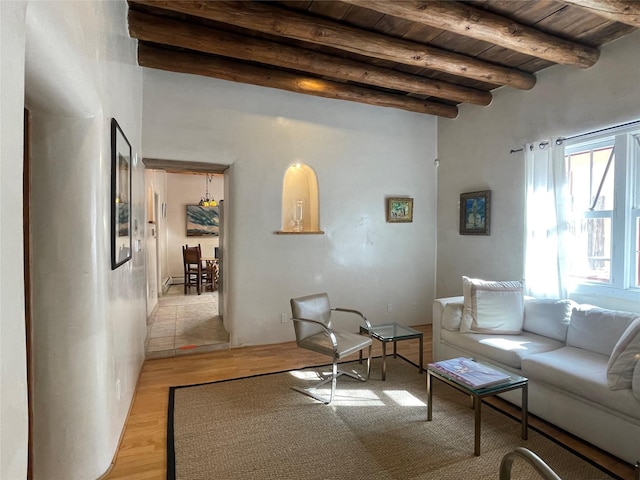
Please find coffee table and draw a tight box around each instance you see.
[358,323,423,380]
[427,359,528,456]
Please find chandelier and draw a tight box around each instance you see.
[198,174,217,207]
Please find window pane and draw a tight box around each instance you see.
[567,151,591,212]
[567,217,612,283]
[591,147,614,210]
[633,135,640,209]
[635,216,640,288]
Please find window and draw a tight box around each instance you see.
[564,125,640,297]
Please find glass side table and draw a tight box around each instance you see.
[358,323,423,380]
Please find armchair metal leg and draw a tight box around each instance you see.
[292,347,372,404]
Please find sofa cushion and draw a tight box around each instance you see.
[633,361,640,402]
[523,299,575,342]
[441,329,563,369]
[442,302,463,331]
[567,306,638,357]
[522,347,640,421]
[607,317,640,390]
[461,276,524,334]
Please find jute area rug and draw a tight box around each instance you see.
[168,357,615,480]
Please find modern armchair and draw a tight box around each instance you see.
[290,292,373,404]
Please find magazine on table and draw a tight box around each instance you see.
[429,357,511,389]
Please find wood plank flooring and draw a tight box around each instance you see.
[103,325,636,480]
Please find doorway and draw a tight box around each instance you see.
[143,159,229,358]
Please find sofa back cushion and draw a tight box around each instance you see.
[523,299,576,342]
[633,361,640,402]
[607,317,640,390]
[461,276,524,334]
[567,306,638,357]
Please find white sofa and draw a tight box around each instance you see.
[432,294,640,465]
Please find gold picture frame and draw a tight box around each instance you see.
[386,197,413,223]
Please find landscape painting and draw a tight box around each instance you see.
[186,205,219,236]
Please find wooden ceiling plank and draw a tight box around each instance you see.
[128,0,536,90]
[128,10,491,105]
[562,0,640,27]
[137,43,459,118]
[342,0,600,68]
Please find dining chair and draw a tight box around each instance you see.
[182,244,211,295]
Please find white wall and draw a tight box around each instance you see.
[437,30,640,309]
[0,3,29,479]
[166,172,223,279]
[1,1,145,479]
[142,69,439,346]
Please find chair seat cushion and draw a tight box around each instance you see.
[298,331,372,359]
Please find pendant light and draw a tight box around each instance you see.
[198,174,217,207]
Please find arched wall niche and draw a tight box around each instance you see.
[279,162,323,234]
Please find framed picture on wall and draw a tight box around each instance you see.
[386,197,413,223]
[459,190,491,235]
[110,118,132,269]
[186,205,219,236]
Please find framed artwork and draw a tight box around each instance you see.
[111,118,132,269]
[459,190,491,235]
[186,205,219,236]
[386,197,413,223]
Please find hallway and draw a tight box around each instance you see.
[145,285,229,359]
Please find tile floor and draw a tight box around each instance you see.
[145,285,230,359]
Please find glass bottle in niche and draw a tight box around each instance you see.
[292,199,304,232]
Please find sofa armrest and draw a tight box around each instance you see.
[433,296,464,360]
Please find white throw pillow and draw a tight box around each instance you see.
[461,276,524,334]
[442,302,463,331]
[607,316,640,390]
[523,299,575,342]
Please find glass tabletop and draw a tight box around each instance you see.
[428,358,527,394]
[361,323,422,341]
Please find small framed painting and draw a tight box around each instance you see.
[186,205,219,236]
[460,190,491,235]
[386,197,413,223]
[110,118,132,269]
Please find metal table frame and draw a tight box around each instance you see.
[358,323,423,380]
[427,364,528,456]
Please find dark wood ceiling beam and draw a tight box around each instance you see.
[562,0,640,27]
[137,44,459,118]
[128,11,491,106]
[343,0,600,68]
[128,0,536,90]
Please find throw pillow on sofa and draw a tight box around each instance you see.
[607,316,640,390]
[461,276,524,334]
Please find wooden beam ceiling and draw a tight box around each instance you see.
[126,0,637,117]
[129,0,536,90]
[562,0,640,27]
[342,0,600,68]
[128,10,491,106]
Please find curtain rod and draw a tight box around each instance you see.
[509,118,640,154]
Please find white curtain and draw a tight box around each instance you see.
[523,139,569,299]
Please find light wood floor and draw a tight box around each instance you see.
[104,325,636,480]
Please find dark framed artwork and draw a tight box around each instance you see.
[386,197,414,223]
[111,118,132,269]
[186,205,219,236]
[459,190,491,235]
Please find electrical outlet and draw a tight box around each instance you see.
[387,303,392,313]
[280,313,289,323]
